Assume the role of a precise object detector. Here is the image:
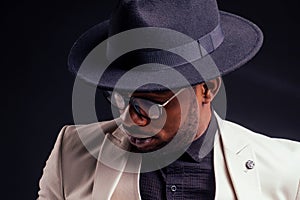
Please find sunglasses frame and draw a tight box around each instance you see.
[103,88,186,120]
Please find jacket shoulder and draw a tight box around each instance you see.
[221,120,300,197]
[223,120,300,153]
[222,120,300,178]
[63,119,118,144]
[58,119,119,196]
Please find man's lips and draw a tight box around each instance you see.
[128,135,154,147]
[119,124,157,148]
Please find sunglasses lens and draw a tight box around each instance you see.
[148,105,161,119]
[112,92,126,109]
[104,91,126,109]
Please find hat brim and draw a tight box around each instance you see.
[68,11,263,92]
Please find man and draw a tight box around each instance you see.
[38,0,300,199]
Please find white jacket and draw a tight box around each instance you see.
[38,114,300,200]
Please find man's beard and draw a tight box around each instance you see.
[165,97,200,153]
[138,97,200,172]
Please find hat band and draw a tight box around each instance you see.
[171,23,224,58]
[106,24,224,71]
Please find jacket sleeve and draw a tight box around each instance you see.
[296,180,300,200]
[37,126,68,200]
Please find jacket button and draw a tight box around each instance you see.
[245,160,255,169]
[171,185,177,192]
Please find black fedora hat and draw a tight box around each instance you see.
[68,0,263,92]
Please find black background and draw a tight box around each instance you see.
[2,0,299,199]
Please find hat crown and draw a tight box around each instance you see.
[109,0,220,39]
[68,0,263,92]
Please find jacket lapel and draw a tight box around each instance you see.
[92,127,142,200]
[215,114,262,200]
[110,154,142,200]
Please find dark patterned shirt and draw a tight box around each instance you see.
[140,115,217,200]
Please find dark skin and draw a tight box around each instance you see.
[120,77,222,152]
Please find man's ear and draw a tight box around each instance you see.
[201,77,222,104]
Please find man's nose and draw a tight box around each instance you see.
[121,105,149,127]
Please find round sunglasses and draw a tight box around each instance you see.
[103,88,186,120]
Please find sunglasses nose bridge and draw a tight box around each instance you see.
[131,105,151,126]
[121,103,150,127]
